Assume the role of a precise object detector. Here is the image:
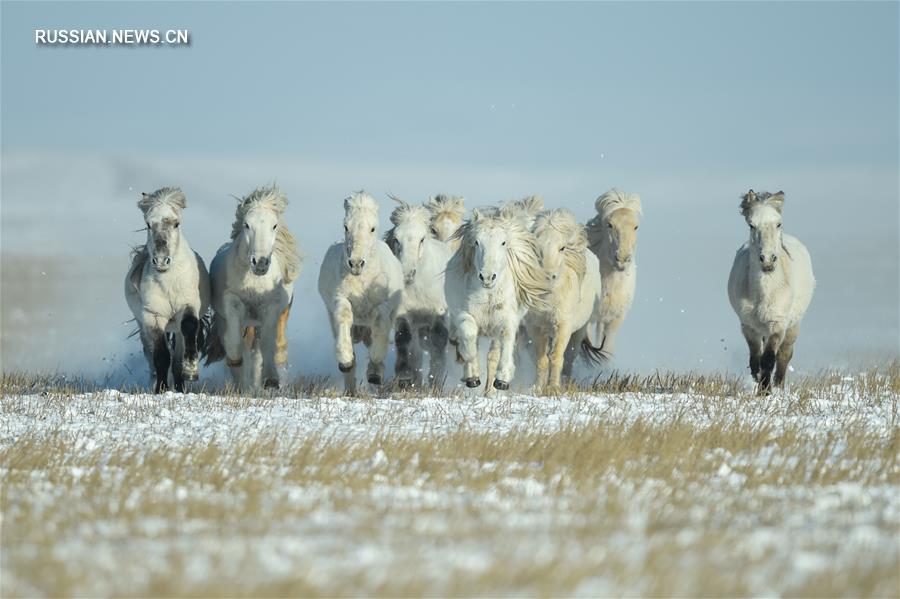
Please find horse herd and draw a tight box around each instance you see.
[125,185,814,396]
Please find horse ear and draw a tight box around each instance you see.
[769,191,785,213]
[740,189,757,218]
[471,208,481,222]
[343,197,351,211]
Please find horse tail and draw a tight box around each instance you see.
[580,331,610,365]
[204,315,226,365]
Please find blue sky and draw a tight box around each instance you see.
[1,2,897,377]
[3,2,897,171]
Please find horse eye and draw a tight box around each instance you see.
[559,246,565,252]
[607,223,613,229]
[273,224,277,230]
[174,222,180,229]
[370,227,376,233]
[501,241,506,246]
[634,225,638,231]
[244,223,250,230]
[777,223,781,229]
[430,227,438,236]
[344,225,349,232]
[420,237,425,244]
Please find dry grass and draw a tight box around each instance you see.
[1,365,898,596]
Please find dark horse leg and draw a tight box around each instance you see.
[758,332,783,395]
[181,308,201,383]
[141,326,170,394]
[394,317,415,389]
[741,324,763,383]
[774,324,800,388]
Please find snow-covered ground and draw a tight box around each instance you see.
[2,377,897,596]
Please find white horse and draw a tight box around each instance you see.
[425,194,466,251]
[124,187,210,393]
[384,196,453,388]
[728,190,814,392]
[206,185,303,390]
[318,191,403,394]
[585,188,642,361]
[523,209,604,391]
[446,206,549,391]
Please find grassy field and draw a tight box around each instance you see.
[1,367,898,597]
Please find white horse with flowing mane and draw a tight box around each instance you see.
[585,188,642,361]
[206,185,303,390]
[523,208,604,391]
[124,187,210,393]
[728,190,814,392]
[384,196,453,388]
[318,191,403,394]
[446,206,550,391]
[425,194,466,251]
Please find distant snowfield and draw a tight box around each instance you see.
[2,382,898,596]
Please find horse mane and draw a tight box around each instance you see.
[384,195,432,246]
[503,195,544,223]
[533,209,588,281]
[593,188,642,223]
[138,186,186,216]
[231,184,304,283]
[451,207,550,310]
[740,189,785,219]
[425,194,466,220]
[344,190,379,222]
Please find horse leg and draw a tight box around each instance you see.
[493,319,518,391]
[332,298,356,376]
[742,324,763,382]
[598,316,622,359]
[139,313,170,393]
[367,305,395,387]
[260,308,281,390]
[222,296,246,388]
[758,331,783,395]
[457,314,481,388]
[774,324,800,388]
[485,339,500,392]
[532,331,551,390]
[394,317,415,389]
[180,308,201,384]
[548,323,573,392]
[427,318,449,388]
[275,299,292,368]
[172,331,186,393]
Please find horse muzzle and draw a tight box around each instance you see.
[250,255,271,276]
[348,258,365,276]
[151,255,172,272]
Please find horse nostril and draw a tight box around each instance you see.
[478,273,484,281]
[772,255,778,262]
[348,260,354,268]
[491,273,497,281]
[359,260,365,268]
[759,255,766,262]
[164,257,171,266]
[251,257,257,266]
[409,269,416,277]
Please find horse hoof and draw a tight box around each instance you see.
[464,377,481,388]
[338,359,355,373]
[368,374,383,386]
[397,378,413,390]
[493,379,509,391]
[182,369,199,382]
[264,379,279,390]
[226,357,243,368]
